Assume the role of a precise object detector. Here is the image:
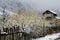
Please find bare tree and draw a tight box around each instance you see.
[2,6,10,23]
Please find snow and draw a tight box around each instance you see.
[0,7,14,16]
[56,17,60,19]
[32,33,60,40]
[0,11,3,15]
[1,32,8,34]
[49,10,57,14]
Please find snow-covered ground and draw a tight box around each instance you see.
[32,33,60,40]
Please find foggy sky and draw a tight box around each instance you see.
[0,0,60,17]
[19,0,60,17]
[20,0,60,11]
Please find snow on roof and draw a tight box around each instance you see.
[43,10,57,15]
[56,17,60,19]
[49,10,57,14]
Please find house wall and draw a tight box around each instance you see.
[43,12,56,21]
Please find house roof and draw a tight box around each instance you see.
[43,10,57,16]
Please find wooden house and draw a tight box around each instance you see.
[42,10,57,21]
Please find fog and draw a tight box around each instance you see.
[19,0,60,17]
[0,0,60,17]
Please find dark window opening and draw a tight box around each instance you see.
[46,17,52,20]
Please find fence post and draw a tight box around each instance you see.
[43,23,44,36]
[12,28,14,40]
[0,30,1,40]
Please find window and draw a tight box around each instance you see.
[46,17,52,20]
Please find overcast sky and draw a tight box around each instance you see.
[19,0,60,16]
[20,0,60,10]
[0,0,60,17]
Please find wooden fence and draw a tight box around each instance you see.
[0,26,30,40]
[0,25,59,40]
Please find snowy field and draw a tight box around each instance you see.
[32,33,60,40]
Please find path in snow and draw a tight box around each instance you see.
[32,33,60,40]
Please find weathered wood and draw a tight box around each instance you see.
[0,30,1,40]
[0,26,30,40]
